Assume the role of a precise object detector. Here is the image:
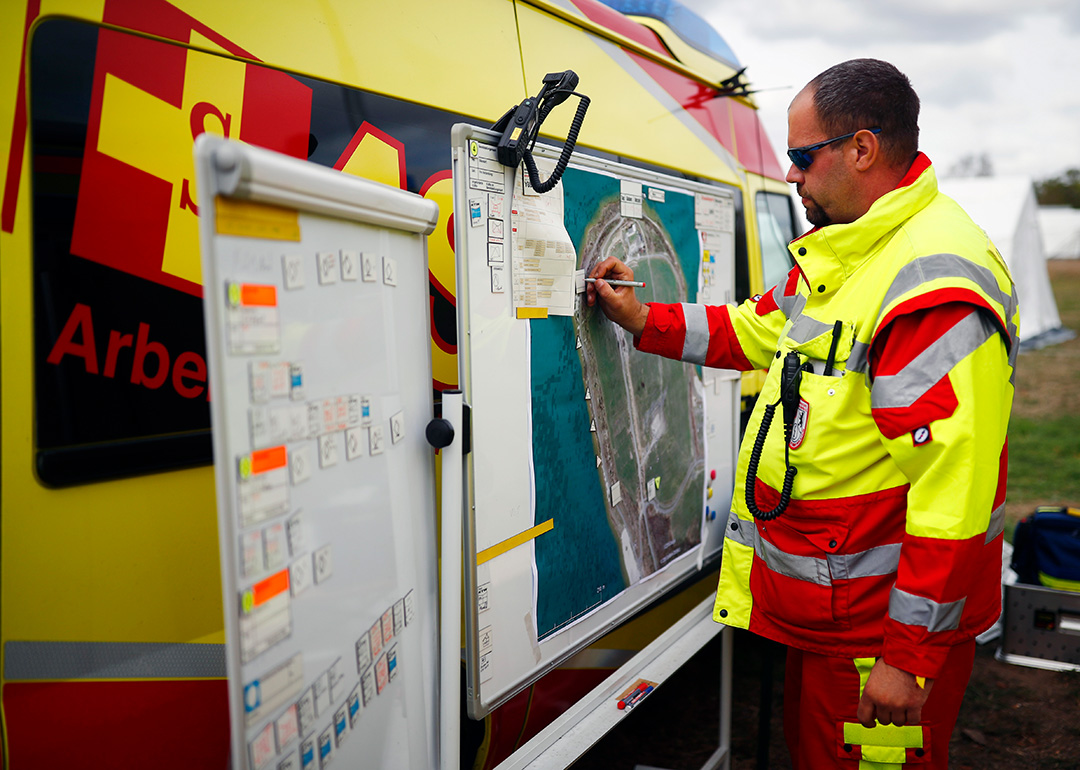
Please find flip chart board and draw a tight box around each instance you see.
[196,136,441,770]
[452,125,740,718]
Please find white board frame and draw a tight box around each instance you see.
[452,124,740,719]
[196,136,442,770]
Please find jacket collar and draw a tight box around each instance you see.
[789,153,937,293]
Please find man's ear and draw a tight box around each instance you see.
[852,129,879,171]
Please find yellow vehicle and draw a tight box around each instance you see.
[0,1,797,766]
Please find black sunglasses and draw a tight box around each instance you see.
[787,127,881,171]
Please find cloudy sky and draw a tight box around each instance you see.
[681,0,1080,182]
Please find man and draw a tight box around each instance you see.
[587,59,1017,768]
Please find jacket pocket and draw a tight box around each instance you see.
[749,495,852,631]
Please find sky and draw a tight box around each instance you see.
[680,0,1080,183]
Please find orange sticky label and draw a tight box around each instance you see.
[251,445,287,474]
[252,569,290,607]
[241,284,278,307]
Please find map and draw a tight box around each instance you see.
[531,167,707,640]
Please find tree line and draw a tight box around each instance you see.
[1035,168,1080,208]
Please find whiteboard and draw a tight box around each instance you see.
[452,125,740,718]
[195,136,441,770]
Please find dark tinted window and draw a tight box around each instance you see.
[30,19,463,486]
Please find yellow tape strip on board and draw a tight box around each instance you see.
[516,307,549,319]
[477,519,555,565]
[216,197,301,241]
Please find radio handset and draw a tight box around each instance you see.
[491,70,590,193]
[745,351,808,521]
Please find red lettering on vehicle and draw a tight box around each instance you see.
[46,302,208,401]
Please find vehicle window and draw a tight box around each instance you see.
[755,190,797,292]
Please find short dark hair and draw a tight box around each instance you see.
[808,59,919,168]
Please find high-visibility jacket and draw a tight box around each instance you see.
[636,154,1018,678]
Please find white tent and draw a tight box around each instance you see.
[937,176,1070,349]
[1038,205,1080,259]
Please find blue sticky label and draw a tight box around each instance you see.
[300,739,315,768]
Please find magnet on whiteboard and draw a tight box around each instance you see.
[382,256,397,286]
[360,252,377,282]
[289,555,311,597]
[389,411,405,444]
[283,253,305,290]
[355,633,372,672]
[249,722,275,769]
[329,657,346,703]
[369,425,385,455]
[360,666,376,706]
[469,199,483,226]
[381,607,394,645]
[289,363,305,401]
[263,522,287,572]
[296,689,316,737]
[393,598,405,635]
[299,737,315,770]
[490,265,505,293]
[290,444,313,485]
[313,544,333,584]
[369,622,384,659]
[313,671,330,716]
[317,434,338,469]
[345,427,364,461]
[275,703,300,750]
[317,251,338,285]
[360,395,373,427]
[340,249,358,281]
[347,686,362,729]
[286,510,305,556]
[404,589,416,626]
[317,726,333,767]
[333,705,349,748]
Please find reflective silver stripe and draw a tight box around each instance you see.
[828,543,902,581]
[3,641,225,681]
[871,310,996,409]
[756,535,832,586]
[783,291,807,321]
[847,340,870,374]
[986,503,1006,543]
[770,283,786,317]
[745,519,901,586]
[786,314,835,345]
[880,253,1018,356]
[724,510,754,547]
[888,588,966,632]
[681,302,710,364]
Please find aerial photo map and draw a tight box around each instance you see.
[531,166,706,640]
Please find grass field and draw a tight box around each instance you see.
[1005,258,1080,534]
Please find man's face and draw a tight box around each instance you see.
[785,89,857,228]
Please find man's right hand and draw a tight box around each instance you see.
[585,256,650,338]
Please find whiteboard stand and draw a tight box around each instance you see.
[498,604,731,770]
[427,390,465,770]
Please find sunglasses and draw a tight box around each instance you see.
[787,127,881,171]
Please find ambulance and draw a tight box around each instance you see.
[0,1,798,766]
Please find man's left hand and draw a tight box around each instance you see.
[856,659,933,727]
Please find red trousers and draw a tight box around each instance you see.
[782,641,975,769]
